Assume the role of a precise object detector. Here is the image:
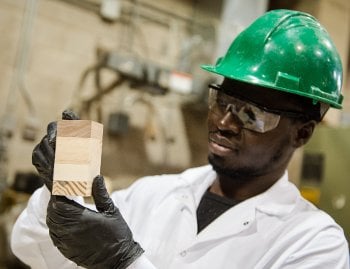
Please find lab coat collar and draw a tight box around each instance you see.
[255,171,300,217]
[180,166,299,217]
[178,166,300,243]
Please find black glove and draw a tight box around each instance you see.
[46,175,144,269]
[32,110,79,191]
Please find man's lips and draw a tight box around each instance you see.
[208,133,238,156]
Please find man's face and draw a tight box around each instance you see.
[207,79,305,179]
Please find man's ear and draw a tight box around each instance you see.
[294,120,317,148]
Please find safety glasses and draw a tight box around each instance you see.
[208,84,306,133]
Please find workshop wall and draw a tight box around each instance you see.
[0,0,220,190]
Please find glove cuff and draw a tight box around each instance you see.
[114,241,144,269]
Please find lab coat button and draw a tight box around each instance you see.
[180,250,187,257]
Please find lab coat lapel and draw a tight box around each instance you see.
[178,166,259,243]
[178,167,298,250]
[194,195,259,243]
[189,171,297,245]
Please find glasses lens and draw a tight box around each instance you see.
[208,86,281,133]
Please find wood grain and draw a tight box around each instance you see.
[52,120,103,197]
[52,180,91,197]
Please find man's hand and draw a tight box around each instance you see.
[46,175,144,269]
[32,110,79,191]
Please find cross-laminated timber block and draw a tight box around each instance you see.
[52,120,103,197]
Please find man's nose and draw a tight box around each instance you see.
[217,110,242,134]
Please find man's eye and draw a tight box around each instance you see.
[243,107,256,121]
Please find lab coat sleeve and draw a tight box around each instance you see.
[11,182,160,269]
[10,187,82,269]
[280,225,350,269]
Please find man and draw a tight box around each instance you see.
[11,9,349,269]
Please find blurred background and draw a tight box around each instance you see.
[0,0,349,267]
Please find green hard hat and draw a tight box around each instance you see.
[201,9,343,108]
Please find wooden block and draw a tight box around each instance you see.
[52,120,103,197]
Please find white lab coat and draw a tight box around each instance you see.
[11,165,349,269]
